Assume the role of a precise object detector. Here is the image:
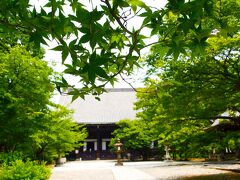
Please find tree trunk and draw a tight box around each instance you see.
[235,148,240,160]
[142,150,148,161]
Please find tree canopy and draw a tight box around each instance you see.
[110,119,157,150]
[141,38,239,120]
[1,0,237,98]
[1,0,239,160]
[0,46,53,151]
[110,119,158,160]
[0,46,87,161]
[134,0,240,159]
[30,105,87,161]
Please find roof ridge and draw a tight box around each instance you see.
[105,88,135,92]
[66,87,136,93]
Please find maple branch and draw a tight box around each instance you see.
[101,0,133,35]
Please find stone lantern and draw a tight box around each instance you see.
[114,139,123,166]
[164,145,172,161]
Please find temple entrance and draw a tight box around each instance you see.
[86,142,94,151]
[84,139,97,152]
[83,124,116,160]
[68,124,117,160]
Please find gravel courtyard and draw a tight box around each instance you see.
[50,160,240,180]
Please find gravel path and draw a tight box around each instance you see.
[50,160,240,180]
[141,165,236,179]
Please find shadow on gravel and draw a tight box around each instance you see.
[179,173,240,180]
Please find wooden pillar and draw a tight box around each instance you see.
[96,125,102,160]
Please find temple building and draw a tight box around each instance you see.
[59,88,137,160]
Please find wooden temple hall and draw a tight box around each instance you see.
[59,88,137,160]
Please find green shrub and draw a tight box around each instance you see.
[0,152,24,166]
[1,160,51,180]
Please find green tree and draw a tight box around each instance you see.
[1,0,237,98]
[0,46,87,161]
[30,105,87,161]
[143,36,240,127]
[135,89,210,159]
[142,0,240,122]
[110,119,158,160]
[0,46,53,151]
[134,0,240,159]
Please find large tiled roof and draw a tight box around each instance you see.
[59,88,137,124]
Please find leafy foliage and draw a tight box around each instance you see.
[0,46,87,162]
[0,46,53,152]
[110,119,157,155]
[134,0,240,159]
[135,89,210,159]
[1,0,236,98]
[0,152,24,166]
[0,0,239,160]
[143,35,240,125]
[29,105,87,161]
[1,160,51,180]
